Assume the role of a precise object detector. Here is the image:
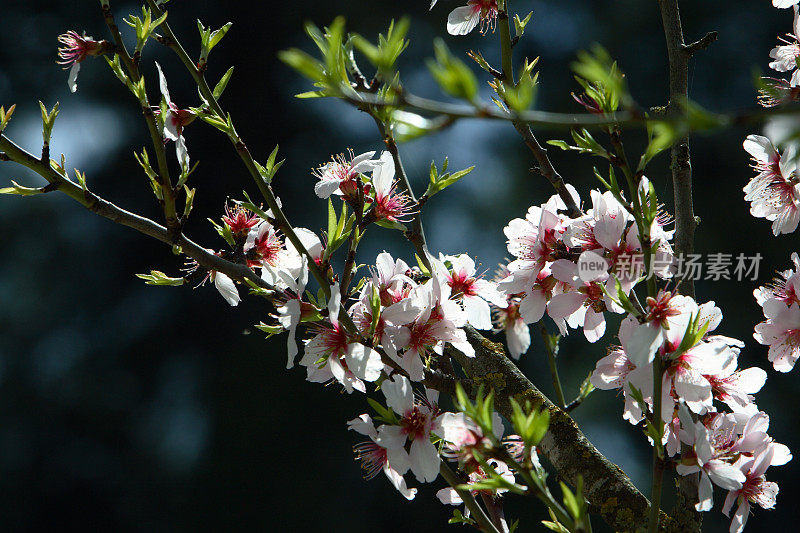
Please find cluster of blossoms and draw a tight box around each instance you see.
[588,287,791,531]
[348,373,528,522]
[747,2,800,235]
[491,181,674,358]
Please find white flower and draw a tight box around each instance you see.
[274,257,309,369]
[437,253,506,330]
[155,62,194,170]
[212,271,240,306]
[376,375,441,483]
[312,150,377,199]
[754,299,800,371]
[300,283,383,393]
[348,414,417,500]
[742,135,800,235]
[438,1,500,36]
[721,446,781,533]
[775,0,800,8]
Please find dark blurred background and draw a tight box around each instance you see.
[1,1,797,531]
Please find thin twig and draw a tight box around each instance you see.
[101,2,179,232]
[440,461,502,533]
[498,1,582,218]
[144,0,332,298]
[0,134,269,291]
[657,1,705,530]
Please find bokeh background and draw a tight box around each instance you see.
[1,1,798,531]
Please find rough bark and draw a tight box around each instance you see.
[447,326,673,532]
[657,1,716,530]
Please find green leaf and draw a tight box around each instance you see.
[426,38,478,102]
[514,12,533,38]
[0,180,48,196]
[212,66,235,99]
[136,270,185,286]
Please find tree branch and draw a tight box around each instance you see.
[443,326,672,532]
[0,134,270,292]
[657,0,705,530]
[498,1,582,218]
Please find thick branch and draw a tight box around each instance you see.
[443,326,672,532]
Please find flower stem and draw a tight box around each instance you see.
[647,353,665,533]
[540,323,566,409]
[439,461,501,533]
[101,2,179,233]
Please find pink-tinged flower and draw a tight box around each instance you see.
[437,253,506,330]
[754,252,800,307]
[754,299,800,371]
[666,335,741,416]
[769,6,800,86]
[384,272,474,381]
[432,0,499,36]
[743,135,800,235]
[501,200,568,291]
[677,411,747,511]
[775,0,800,8]
[376,375,442,483]
[370,152,414,223]
[722,447,780,533]
[547,251,615,343]
[57,31,109,93]
[155,63,194,170]
[707,366,767,414]
[313,150,377,200]
[625,290,685,367]
[348,414,417,500]
[223,203,260,237]
[300,283,383,393]
[493,297,531,360]
[244,221,284,268]
[758,77,800,107]
[590,316,665,425]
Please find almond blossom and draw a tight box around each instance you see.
[155,62,193,170]
[313,150,377,200]
[382,266,475,381]
[753,298,800,371]
[431,0,499,36]
[742,135,800,235]
[299,283,383,393]
[212,270,241,307]
[57,31,109,92]
[348,413,417,500]
[722,447,780,533]
[769,6,800,87]
[369,152,414,223]
[274,257,309,368]
[376,375,442,483]
[435,253,506,330]
[436,458,514,531]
